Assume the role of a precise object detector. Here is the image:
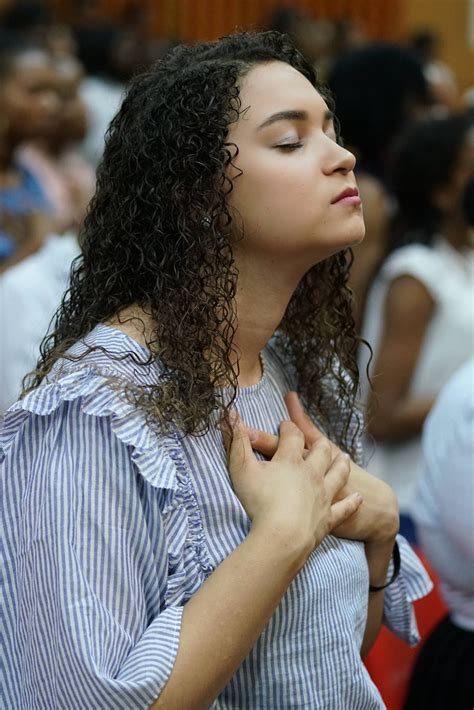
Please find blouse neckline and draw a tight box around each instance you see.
[94,323,269,396]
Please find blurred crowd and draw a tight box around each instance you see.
[0,1,473,707]
[0,0,178,411]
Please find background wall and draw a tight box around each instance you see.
[48,0,402,41]
[139,0,403,43]
[2,0,472,93]
[401,0,473,93]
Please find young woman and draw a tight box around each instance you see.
[1,32,431,709]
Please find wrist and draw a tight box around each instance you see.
[346,465,400,543]
[249,519,312,575]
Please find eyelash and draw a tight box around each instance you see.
[275,142,304,152]
[274,132,338,152]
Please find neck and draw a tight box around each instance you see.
[232,251,304,387]
[113,256,307,389]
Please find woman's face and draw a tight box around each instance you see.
[55,60,88,144]
[225,61,365,270]
[0,50,61,144]
[433,126,474,218]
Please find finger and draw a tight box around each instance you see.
[329,493,363,530]
[227,418,257,478]
[323,453,352,498]
[221,411,247,456]
[273,420,305,461]
[246,427,279,457]
[304,437,334,476]
[285,392,323,447]
[221,410,240,457]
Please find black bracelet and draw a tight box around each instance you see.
[369,540,401,592]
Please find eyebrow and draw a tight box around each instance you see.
[257,109,334,131]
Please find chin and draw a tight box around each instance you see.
[342,219,366,248]
[328,226,366,256]
[350,228,366,247]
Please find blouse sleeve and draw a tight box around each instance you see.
[381,535,433,646]
[1,399,183,709]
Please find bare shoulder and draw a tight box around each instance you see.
[384,274,435,328]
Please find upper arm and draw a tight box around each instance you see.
[2,402,181,709]
[420,372,474,566]
[368,274,435,408]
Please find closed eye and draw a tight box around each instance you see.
[274,142,304,151]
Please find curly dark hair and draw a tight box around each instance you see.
[26,31,361,454]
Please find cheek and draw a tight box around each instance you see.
[231,158,324,230]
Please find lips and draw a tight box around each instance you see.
[331,187,360,204]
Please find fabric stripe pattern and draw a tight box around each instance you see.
[1,324,432,709]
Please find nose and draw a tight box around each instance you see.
[323,138,356,175]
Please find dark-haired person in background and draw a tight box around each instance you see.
[359,113,474,541]
[1,32,431,709]
[0,38,60,271]
[328,44,431,330]
[17,52,95,232]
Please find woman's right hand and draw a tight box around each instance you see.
[227,419,363,567]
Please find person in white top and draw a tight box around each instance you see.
[0,232,80,416]
[359,113,474,537]
[404,358,474,709]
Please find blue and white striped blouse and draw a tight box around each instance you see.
[1,324,432,709]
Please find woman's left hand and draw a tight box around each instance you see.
[246,392,399,544]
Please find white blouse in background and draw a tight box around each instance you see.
[359,237,474,511]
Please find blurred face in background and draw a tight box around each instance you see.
[435,126,474,220]
[53,56,88,147]
[0,49,61,145]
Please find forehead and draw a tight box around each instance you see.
[236,60,328,125]
[8,50,54,78]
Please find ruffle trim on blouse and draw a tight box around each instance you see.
[0,365,215,607]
